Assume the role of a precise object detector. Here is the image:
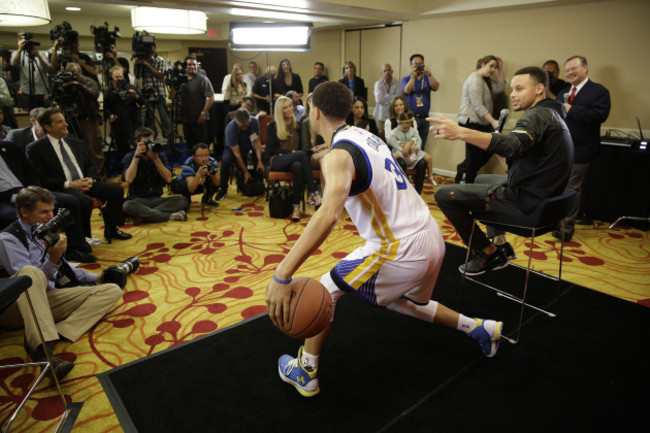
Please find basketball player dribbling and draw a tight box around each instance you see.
[266,81,503,397]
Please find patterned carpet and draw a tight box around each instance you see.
[1,176,648,432]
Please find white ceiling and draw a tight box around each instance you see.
[44,0,598,30]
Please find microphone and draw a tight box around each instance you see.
[564,92,571,103]
[495,108,510,134]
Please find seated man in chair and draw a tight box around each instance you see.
[431,66,573,275]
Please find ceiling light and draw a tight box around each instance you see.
[131,7,207,35]
[0,0,51,27]
[66,7,81,12]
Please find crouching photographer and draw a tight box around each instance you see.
[171,143,220,207]
[0,186,122,382]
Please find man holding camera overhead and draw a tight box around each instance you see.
[122,127,188,224]
[0,186,122,382]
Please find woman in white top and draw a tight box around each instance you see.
[224,66,247,112]
[455,55,505,184]
[383,95,416,143]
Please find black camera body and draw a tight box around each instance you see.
[206,162,218,175]
[144,139,162,153]
[416,64,424,72]
[49,21,78,49]
[31,208,74,249]
[165,60,188,88]
[101,257,139,289]
[18,32,40,54]
[132,31,156,60]
[91,21,121,53]
[50,70,79,104]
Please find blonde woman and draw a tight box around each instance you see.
[265,96,321,221]
[224,66,247,111]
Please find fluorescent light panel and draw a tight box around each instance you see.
[229,22,312,52]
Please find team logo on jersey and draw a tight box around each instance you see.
[366,134,384,151]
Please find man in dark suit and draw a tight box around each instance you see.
[6,107,45,152]
[0,140,96,262]
[26,107,131,243]
[554,55,611,241]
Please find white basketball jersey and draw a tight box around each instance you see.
[331,126,434,247]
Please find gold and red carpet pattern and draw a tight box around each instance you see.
[1,177,648,432]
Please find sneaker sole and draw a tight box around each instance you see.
[278,365,320,397]
[458,261,509,276]
[487,321,504,358]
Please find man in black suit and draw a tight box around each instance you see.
[554,55,611,241]
[26,107,131,243]
[0,140,96,262]
[6,107,45,152]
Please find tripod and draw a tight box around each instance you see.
[25,51,50,110]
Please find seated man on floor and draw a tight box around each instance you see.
[431,66,573,275]
[172,143,220,207]
[122,127,189,223]
[215,108,264,201]
[0,186,122,381]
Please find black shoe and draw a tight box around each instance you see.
[23,338,74,383]
[215,190,227,201]
[66,248,97,263]
[496,242,516,261]
[459,249,509,276]
[80,242,93,254]
[552,230,573,242]
[105,227,132,242]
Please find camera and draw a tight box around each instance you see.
[50,70,79,104]
[132,31,156,60]
[144,138,162,153]
[31,208,74,249]
[100,257,139,289]
[49,21,78,49]
[205,162,218,175]
[18,32,40,53]
[416,64,424,72]
[91,21,121,53]
[165,60,188,88]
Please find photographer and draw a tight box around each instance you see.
[104,66,141,155]
[135,43,170,138]
[180,56,214,147]
[122,127,188,223]
[172,143,220,207]
[59,62,104,174]
[11,33,52,110]
[102,43,130,84]
[50,37,99,83]
[0,186,122,381]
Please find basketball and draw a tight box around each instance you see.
[281,277,333,339]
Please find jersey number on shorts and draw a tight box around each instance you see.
[384,157,408,190]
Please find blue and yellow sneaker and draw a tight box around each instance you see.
[468,319,503,358]
[278,346,319,397]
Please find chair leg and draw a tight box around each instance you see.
[3,291,72,431]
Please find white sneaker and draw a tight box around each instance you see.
[168,210,187,222]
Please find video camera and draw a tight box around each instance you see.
[101,257,139,289]
[91,21,121,53]
[18,32,40,54]
[165,60,188,88]
[49,70,79,104]
[31,208,74,249]
[49,21,78,49]
[132,31,156,60]
[206,162,218,175]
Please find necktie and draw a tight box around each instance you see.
[569,86,576,104]
[59,141,81,181]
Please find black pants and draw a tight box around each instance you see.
[63,181,125,229]
[456,122,494,184]
[269,152,318,206]
[183,121,208,148]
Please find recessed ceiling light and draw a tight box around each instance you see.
[66,7,81,11]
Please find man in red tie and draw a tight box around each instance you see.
[554,56,611,241]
